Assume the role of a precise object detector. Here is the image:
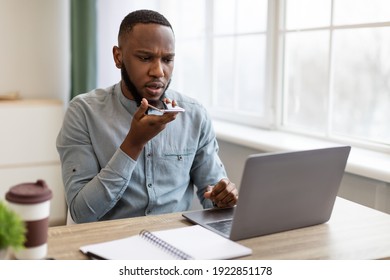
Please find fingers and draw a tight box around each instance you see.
[163,97,178,107]
[123,98,179,159]
[137,98,177,124]
[203,186,213,199]
[133,98,150,120]
[128,98,176,144]
[205,179,238,208]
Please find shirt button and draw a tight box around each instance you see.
[147,183,152,188]
[147,153,151,157]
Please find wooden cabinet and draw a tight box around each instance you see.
[0,99,66,226]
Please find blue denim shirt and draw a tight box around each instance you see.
[56,83,227,223]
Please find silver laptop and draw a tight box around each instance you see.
[183,146,351,241]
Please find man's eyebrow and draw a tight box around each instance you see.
[135,50,175,57]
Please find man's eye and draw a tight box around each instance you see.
[139,56,151,61]
[164,57,174,63]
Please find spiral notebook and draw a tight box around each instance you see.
[79,225,252,260]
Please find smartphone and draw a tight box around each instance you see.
[147,102,185,115]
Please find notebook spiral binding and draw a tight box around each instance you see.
[140,230,193,260]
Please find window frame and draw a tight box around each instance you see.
[206,0,276,128]
[277,0,390,153]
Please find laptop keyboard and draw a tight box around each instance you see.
[206,219,233,235]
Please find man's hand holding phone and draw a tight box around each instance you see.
[147,100,185,115]
[121,98,182,160]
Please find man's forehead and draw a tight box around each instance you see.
[119,23,174,47]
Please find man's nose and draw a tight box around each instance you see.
[149,60,164,78]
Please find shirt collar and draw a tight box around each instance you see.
[116,82,138,115]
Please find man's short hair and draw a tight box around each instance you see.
[118,9,173,40]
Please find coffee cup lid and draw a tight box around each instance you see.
[5,179,52,204]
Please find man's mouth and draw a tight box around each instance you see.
[146,81,164,88]
[145,82,165,95]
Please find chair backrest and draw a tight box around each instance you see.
[66,208,76,225]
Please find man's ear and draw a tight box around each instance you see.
[113,46,122,69]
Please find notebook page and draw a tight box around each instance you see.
[80,235,176,260]
[153,225,252,260]
[80,225,252,260]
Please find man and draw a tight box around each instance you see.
[57,9,238,223]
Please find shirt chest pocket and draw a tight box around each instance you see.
[157,149,196,173]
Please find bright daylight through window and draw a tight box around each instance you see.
[282,0,390,149]
[97,0,390,152]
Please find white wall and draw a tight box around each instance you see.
[96,0,160,89]
[0,0,70,225]
[0,0,70,102]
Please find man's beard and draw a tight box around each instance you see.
[121,64,171,106]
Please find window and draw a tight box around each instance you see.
[282,0,390,149]
[211,0,269,126]
[96,0,390,151]
[162,0,270,127]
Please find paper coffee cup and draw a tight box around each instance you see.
[5,179,52,260]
